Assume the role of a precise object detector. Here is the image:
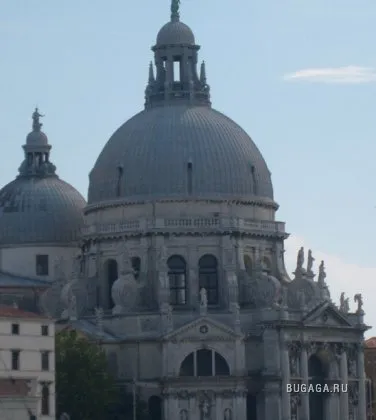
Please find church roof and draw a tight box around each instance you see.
[0,305,49,319]
[0,109,86,245]
[365,337,376,348]
[0,271,51,287]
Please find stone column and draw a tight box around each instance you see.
[300,344,310,420]
[326,357,340,420]
[263,382,281,419]
[339,349,349,420]
[236,390,247,420]
[215,393,222,419]
[280,340,291,420]
[357,343,367,420]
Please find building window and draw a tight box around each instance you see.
[168,255,187,305]
[131,257,141,280]
[41,325,49,336]
[11,350,20,370]
[36,255,49,276]
[179,349,230,377]
[11,323,19,335]
[41,351,49,371]
[105,259,118,309]
[41,384,50,415]
[198,255,219,305]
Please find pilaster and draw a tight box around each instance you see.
[280,339,291,420]
[339,347,349,420]
[357,342,367,420]
[300,343,310,420]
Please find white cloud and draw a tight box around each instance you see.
[285,234,375,337]
[283,66,376,84]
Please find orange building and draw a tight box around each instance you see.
[365,337,376,419]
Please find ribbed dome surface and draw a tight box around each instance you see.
[156,21,195,45]
[0,177,86,245]
[88,105,274,205]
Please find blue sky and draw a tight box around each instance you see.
[1,1,376,332]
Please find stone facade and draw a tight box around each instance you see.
[0,1,370,420]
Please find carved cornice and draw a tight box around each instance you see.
[84,197,279,214]
[82,217,286,240]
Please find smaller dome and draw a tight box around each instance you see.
[26,130,49,146]
[0,177,86,245]
[156,21,195,46]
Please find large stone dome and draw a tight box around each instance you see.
[0,177,86,245]
[88,105,273,205]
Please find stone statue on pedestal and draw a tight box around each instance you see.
[200,288,208,315]
[354,293,364,314]
[340,292,350,313]
[200,399,211,420]
[297,247,304,271]
[317,260,326,286]
[307,249,314,275]
[224,408,233,420]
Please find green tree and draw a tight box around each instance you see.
[56,329,117,420]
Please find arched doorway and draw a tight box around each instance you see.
[247,394,257,420]
[148,396,162,420]
[308,354,326,420]
[105,259,118,309]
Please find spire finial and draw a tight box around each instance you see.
[32,107,44,132]
[171,0,180,22]
[200,61,207,84]
[148,61,155,83]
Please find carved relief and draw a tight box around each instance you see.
[288,342,301,376]
[290,394,301,420]
[223,408,232,420]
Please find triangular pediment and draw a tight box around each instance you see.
[303,301,352,327]
[164,316,241,342]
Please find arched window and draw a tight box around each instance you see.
[168,256,187,305]
[199,255,218,305]
[308,355,327,420]
[41,384,50,415]
[179,349,230,377]
[148,396,162,420]
[105,259,118,309]
[131,257,141,280]
[244,255,252,275]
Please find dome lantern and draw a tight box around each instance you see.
[145,0,211,109]
[19,108,57,178]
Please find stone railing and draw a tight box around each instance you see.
[82,217,286,237]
